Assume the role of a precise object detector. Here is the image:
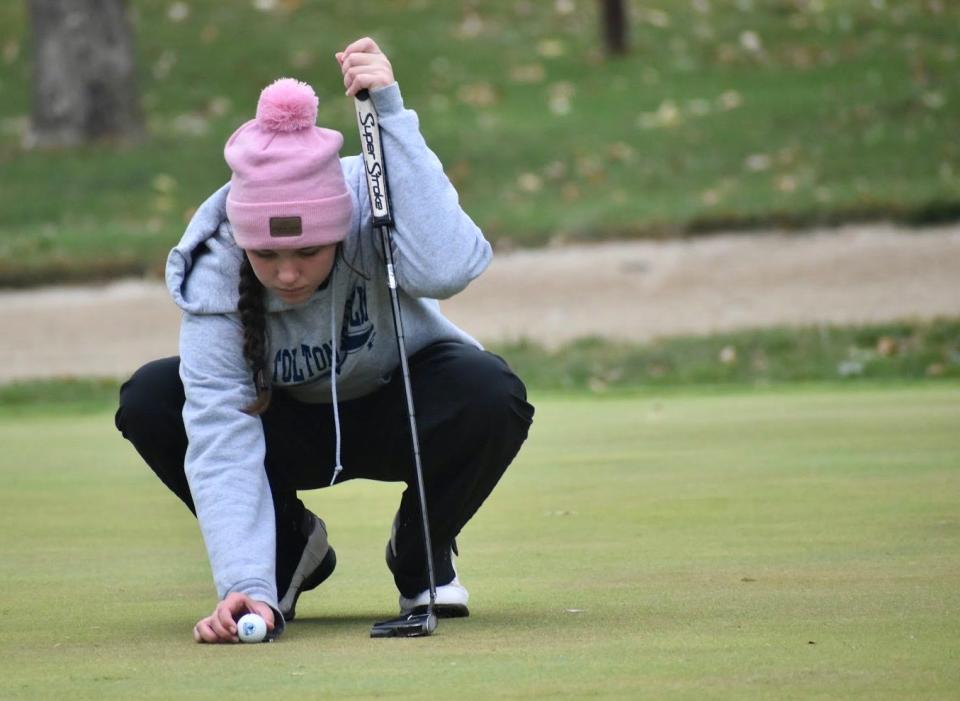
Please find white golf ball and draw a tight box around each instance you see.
[237,613,267,643]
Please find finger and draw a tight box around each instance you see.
[343,68,391,94]
[343,69,363,92]
[210,617,235,642]
[249,601,276,632]
[335,51,345,66]
[341,36,380,58]
[346,71,394,96]
[221,591,253,617]
[340,52,388,72]
[345,74,371,97]
[231,592,262,617]
[341,36,379,57]
[342,60,392,86]
[219,603,240,635]
[211,608,237,642]
[194,618,220,644]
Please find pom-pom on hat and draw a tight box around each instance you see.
[225,78,352,250]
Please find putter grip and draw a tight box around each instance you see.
[354,90,393,226]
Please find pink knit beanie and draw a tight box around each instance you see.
[224,78,352,250]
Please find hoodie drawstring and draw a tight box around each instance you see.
[329,268,344,486]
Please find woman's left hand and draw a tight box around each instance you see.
[192,592,276,644]
[336,37,396,97]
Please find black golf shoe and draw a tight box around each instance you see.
[278,510,336,621]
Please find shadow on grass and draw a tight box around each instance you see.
[289,612,399,629]
[288,609,541,636]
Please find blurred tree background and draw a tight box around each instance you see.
[27,0,143,148]
[0,0,958,286]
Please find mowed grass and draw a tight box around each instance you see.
[0,385,958,699]
[1,1,959,284]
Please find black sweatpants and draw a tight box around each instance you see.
[115,341,534,598]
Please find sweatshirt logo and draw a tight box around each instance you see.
[272,282,376,384]
[340,282,374,352]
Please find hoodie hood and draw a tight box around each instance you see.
[166,183,245,315]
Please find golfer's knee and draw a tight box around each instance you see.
[115,356,183,439]
[457,352,533,429]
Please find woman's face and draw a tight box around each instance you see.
[246,244,338,304]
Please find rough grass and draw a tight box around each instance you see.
[496,317,960,392]
[1,1,959,285]
[0,386,957,699]
[2,319,957,410]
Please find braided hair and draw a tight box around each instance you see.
[238,255,271,415]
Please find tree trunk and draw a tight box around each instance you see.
[27,0,144,148]
[600,0,629,56]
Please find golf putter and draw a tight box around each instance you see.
[354,88,439,639]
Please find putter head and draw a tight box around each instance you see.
[370,611,438,638]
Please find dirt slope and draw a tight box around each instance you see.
[2,222,958,383]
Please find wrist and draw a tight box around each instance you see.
[370,82,403,115]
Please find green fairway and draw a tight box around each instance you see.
[1,385,958,698]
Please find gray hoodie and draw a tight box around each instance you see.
[165,83,491,613]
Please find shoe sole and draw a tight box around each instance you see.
[283,546,337,622]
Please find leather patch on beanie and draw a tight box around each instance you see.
[269,216,303,237]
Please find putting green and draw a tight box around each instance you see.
[1,385,957,699]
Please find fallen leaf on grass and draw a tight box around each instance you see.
[561,183,580,201]
[926,363,945,377]
[517,173,543,193]
[457,82,497,108]
[687,99,712,117]
[152,51,177,80]
[152,174,177,193]
[456,14,484,39]
[3,40,20,64]
[775,174,798,193]
[739,30,762,53]
[548,82,576,116]
[167,2,190,22]
[200,25,219,44]
[608,142,635,163]
[745,154,771,172]
[638,8,670,27]
[876,336,898,357]
[538,39,566,58]
[543,160,568,180]
[509,63,546,84]
[717,90,743,111]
